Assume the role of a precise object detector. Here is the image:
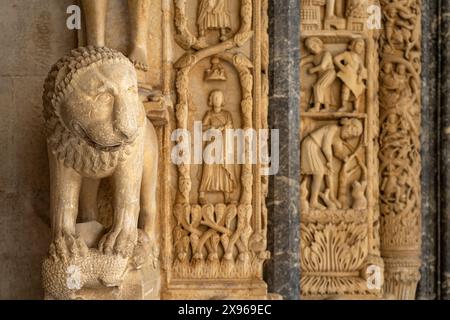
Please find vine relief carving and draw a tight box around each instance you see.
[379,0,422,300]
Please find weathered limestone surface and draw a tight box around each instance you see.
[0,0,448,301]
[299,0,384,299]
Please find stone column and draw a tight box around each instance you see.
[440,0,450,301]
[265,0,301,300]
[416,0,440,300]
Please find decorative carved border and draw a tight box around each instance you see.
[165,1,270,295]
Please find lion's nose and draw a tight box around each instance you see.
[114,96,139,141]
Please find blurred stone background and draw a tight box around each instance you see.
[0,0,76,299]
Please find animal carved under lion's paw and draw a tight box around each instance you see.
[42,249,129,300]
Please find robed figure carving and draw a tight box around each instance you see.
[197,0,232,42]
[199,90,237,205]
[301,37,337,112]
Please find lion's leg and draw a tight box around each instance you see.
[48,148,87,259]
[139,120,159,238]
[98,138,144,257]
[79,178,101,222]
[81,0,108,47]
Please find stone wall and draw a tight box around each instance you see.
[0,0,76,299]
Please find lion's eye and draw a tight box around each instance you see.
[96,92,113,103]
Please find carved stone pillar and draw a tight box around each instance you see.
[379,0,422,300]
[163,0,272,299]
[299,0,384,299]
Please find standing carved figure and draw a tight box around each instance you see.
[197,0,232,42]
[301,37,336,112]
[81,0,151,71]
[199,90,237,205]
[301,118,363,209]
[334,39,367,112]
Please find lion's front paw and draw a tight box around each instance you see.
[98,227,137,258]
[49,230,88,262]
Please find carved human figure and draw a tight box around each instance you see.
[380,62,400,102]
[301,37,336,112]
[395,64,411,97]
[197,0,232,42]
[334,39,367,112]
[199,90,237,205]
[81,0,151,71]
[384,5,415,56]
[42,47,158,260]
[301,118,363,209]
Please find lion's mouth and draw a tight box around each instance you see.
[72,121,125,152]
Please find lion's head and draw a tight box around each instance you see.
[43,46,145,175]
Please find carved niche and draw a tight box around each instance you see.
[167,0,272,300]
[299,0,384,299]
[41,0,271,300]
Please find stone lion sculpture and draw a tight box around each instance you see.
[41,46,158,299]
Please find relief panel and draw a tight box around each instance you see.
[299,0,384,299]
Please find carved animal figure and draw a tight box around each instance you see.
[352,181,367,210]
[42,46,158,264]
